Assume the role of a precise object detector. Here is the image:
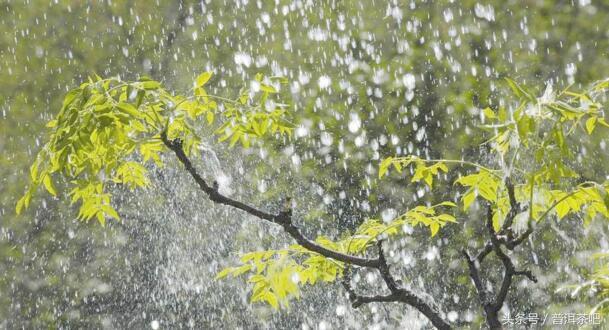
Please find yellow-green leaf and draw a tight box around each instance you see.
[260,84,277,93]
[483,107,497,119]
[505,77,534,101]
[264,291,279,309]
[463,190,476,210]
[116,102,143,119]
[429,223,440,237]
[102,205,120,220]
[196,71,213,87]
[556,200,570,220]
[16,195,26,215]
[586,116,597,135]
[215,267,235,280]
[492,211,501,232]
[438,201,457,207]
[437,213,457,223]
[42,175,57,196]
[379,157,393,178]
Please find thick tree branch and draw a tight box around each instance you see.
[475,242,493,262]
[341,268,400,308]
[500,179,520,231]
[462,250,488,305]
[160,133,381,268]
[504,226,533,250]
[376,241,399,292]
[514,269,538,282]
[162,133,451,328]
[491,238,538,312]
[491,243,515,312]
[342,264,451,330]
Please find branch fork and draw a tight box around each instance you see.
[461,180,538,329]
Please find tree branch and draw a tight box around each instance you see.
[491,243,515,312]
[462,249,488,305]
[462,202,537,329]
[341,264,451,330]
[514,269,538,282]
[162,132,451,328]
[475,242,493,262]
[504,227,533,250]
[376,241,399,292]
[341,268,400,308]
[500,178,521,232]
[160,133,381,268]
[161,133,453,327]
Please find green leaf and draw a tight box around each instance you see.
[586,116,597,135]
[429,223,440,237]
[598,118,609,128]
[423,172,433,187]
[462,190,476,210]
[215,267,235,280]
[264,291,279,309]
[379,157,393,178]
[505,77,534,101]
[436,162,449,173]
[229,131,242,148]
[97,212,106,226]
[102,205,120,220]
[196,72,213,87]
[437,213,457,222]
[135,89,146,108]
[555,199,570,220]
[16,195,27,215]
[250,281,269,302]
[232,264,253,277]
[42,175,57,196]
[260,84,277,93]
[516,115,534,146]
[61,88,81,110]
[599,187,609,214]
[438,201,457,207]
[116,102,143,119]
[483,107,496,119]
[478,185,497,202]
[140,141,164,166]
[114,161,149,189]
[141,80,161,90]
[30,159,40,182]
[492,211,501,232]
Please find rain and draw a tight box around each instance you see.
[2,0,609,329]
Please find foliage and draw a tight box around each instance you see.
[382,78,609,230]
[17,75,609,314]
[15,70,459,311]
[216,202,456,309]
[376,78,609,321]
[195,76,609,312]
[16,73,293,225]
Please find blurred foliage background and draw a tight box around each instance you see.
[2,0,609,328]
